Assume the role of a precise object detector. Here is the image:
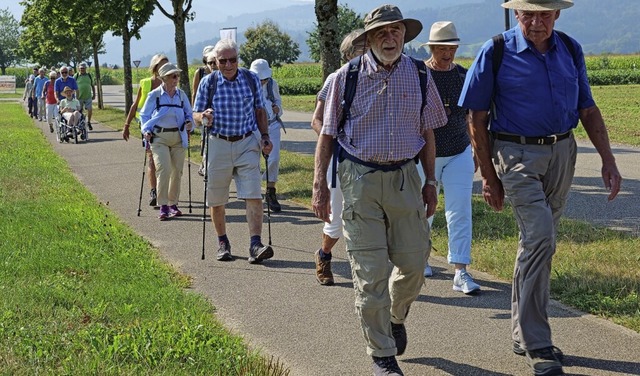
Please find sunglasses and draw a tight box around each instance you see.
[170,74,180,79]
[61,71,68,74]
[206,61,216,66]
[217,57,237,65]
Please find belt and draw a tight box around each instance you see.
[377,159,410,166]
[154,126,179,133]
[492,131,571,145]
[211,131,253,142]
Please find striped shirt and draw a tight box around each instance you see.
[193,69,265,137]
[322,51,447,163]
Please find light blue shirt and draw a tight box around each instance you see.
[459,26,595,137]
[34,76,48,97]
[140,86,193,148]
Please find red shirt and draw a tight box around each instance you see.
[44,81,57,105]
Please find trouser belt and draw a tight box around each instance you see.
[492,131,571,145]
[154,126,179,132]
[211,131,253,142]
[338,149,413,172]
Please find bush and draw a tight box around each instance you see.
[277,77,323,95]
[588,69,640,85]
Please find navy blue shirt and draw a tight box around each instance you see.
[459,26,595,137]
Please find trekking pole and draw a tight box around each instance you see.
[263,152,272,246]
[137,143,148,216]
[201,120,210,260]
[187,132,193,213]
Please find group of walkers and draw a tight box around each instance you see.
[27,1,622,375]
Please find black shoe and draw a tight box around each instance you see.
[248,242,273,264]
[216,241,233,261]
[391,323,407,356]
[514,342,564,363]
[265,187,282,213]
[526,347,564,376]
[87,122,93,130]
[49,124,54,133]
[148,188,157,207]
[372,356,404,376]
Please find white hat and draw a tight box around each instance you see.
[422,21,460,46]
[502,0,573,11]
[158,63,182,77]
[249,59,272,80]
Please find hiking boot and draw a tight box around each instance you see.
[423,262,433,277]
[453,270,481,294]
[314,249,334,286]
[248,242,274,264]
[49,123,54,133]
[526,347,564,375]
[216,241,232,261]
[168,205,182,217]
[87,122,93,130]
[391,323,407,356]
[148,188,157,207]
[372,356,404,376]
[265,187,282,212]
[158,205,169,221]
[514,342,564,362]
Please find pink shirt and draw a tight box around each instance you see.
[44,81,57,105]
[322,52,447,163]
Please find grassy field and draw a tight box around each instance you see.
[0,102,289,374]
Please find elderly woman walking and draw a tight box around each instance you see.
[420,21,481,294]
[139,63,194,220]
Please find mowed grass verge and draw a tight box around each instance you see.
[0,102,289,374]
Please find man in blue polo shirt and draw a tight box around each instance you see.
[33,68,48,121]
[54,66,78,102]
[459,1,622,375]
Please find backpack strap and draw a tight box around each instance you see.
[239,67,257,102]
[206,71,219,110]
[266,77,275,104]
[410,57,428,117]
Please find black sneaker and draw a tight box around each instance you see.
[526,347,564,376]
[372,356,404,376]
[216,242,232,261]
[248,242,273,264]
[49,124,54,133]
[514,341,564,362]
[391,323,407,356]
[87,122,93,130]
[148,188,157,207]
[265,187,282,213]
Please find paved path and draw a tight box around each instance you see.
[26,91,640,375]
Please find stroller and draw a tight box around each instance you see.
[55,111,89,144]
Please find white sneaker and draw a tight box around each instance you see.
[423,263,433,277]
[453,270,481,294]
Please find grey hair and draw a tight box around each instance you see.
[340,29,366,63]
[214,39,238,59]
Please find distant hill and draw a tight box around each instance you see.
[103,0,640,67]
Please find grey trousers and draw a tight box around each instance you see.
[494,135,577,352]
[339,158,430,357]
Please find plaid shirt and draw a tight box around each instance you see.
[322,51,447,163]
[193,69,265,137]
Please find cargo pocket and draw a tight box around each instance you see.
[341,205,361,247]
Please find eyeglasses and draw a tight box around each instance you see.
[206,61,216,66]
[170,74,180,79]
[217,57,237,65]
[61,71,68,74]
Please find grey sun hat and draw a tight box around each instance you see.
[502,0,574,11]
[249,59,272,80]
[158,63,182,77]
[352,4,423,46]
[422,21,460,46]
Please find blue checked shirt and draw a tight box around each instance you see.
[193,69,265,136]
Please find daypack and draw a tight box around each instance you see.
[330,55,429,188]
[265,77,285,131]
[205,68,257,110]
[74,72,93,85]
[154,88,187,131]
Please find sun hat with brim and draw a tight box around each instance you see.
[422,21,460,46]
[249,59,272,80]
[502,0,573,11]
[352,4,423,46]
[158,63,182,77]
[149,54,169,73]
[62,86,73,93]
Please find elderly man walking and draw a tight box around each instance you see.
[74,62,96,130]
[193,39,274,264]
[459,1,622,375]
[312,4,446,375]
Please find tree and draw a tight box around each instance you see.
[0,8,21,75]
[308,4,364,65]
[239,20,300,68]
[314,0,339,81]
[154,0,194,101]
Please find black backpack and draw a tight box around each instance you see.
[205,68,257,110]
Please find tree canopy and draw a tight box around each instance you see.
[307,4,364,63]
[239,20,300,68]
[0,8,21,74]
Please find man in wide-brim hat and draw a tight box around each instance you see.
[312,4,447,376]
[459,1,621,375]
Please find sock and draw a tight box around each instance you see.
[319,249,332,261]
[218,234,229,244]
[455,268,465,276]
[250,235,261,247]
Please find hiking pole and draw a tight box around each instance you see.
[187,132,193,213]
[137,143,148,216]
[263,152,272,246]
[201,120,210,260]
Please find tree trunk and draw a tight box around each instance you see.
[92,40,104,110]
[315,0,340,81]
[122,27,134,115]
[174,16,191,100]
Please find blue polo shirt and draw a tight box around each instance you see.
[459,26,595,137]
[54,76,78,101]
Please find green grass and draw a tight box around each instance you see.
[0,102,289,375]
[0,93,21,99]
[281,95,317,112]
[585,85,640,146]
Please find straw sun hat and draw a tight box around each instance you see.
[501,0,574,11]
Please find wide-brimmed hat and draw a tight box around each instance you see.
[502,0,573,11]
[249,59,272,80]
[62,86,73,93]
[352,4,422,46]
[422,21,460,46]
[158,63,182,77]
[149,54,169,73]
